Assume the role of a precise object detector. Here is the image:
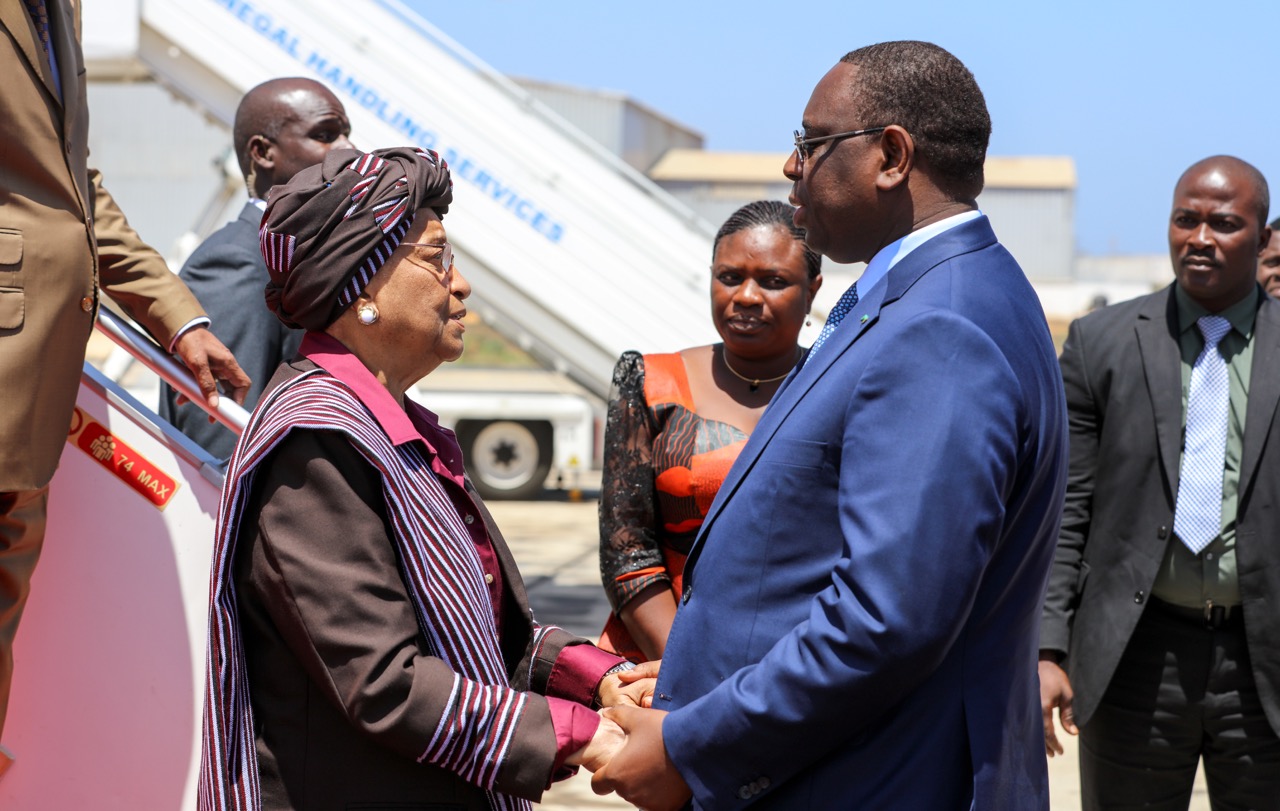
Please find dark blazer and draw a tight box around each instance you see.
[0,0,203,489]
[1041,285,1280,734]
[160,203,300,459]
[653,217,1068,810]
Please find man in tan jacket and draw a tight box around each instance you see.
[0,0,250,770]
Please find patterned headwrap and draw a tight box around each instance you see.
[260,146,452,331]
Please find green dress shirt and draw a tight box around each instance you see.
[1152,285,1261,608]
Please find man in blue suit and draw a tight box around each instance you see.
[592,41,1068,810]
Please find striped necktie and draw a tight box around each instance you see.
[807,282,859,361]
[1172,315,1232,554]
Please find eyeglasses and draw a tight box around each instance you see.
[792,126,887,174]
[400,241,453,273]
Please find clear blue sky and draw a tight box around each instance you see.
[403,0,1278,257]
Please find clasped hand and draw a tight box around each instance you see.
[568,661,693,811]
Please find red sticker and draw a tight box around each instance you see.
[68,408,180,510]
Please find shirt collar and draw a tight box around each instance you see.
[857,210,984,295]
[298,332,468,483]
[1174,284,1260,340]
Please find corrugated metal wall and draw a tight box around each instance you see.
[658,180,794,234]
[977,187,1075,279]
[515,82,626,161]
[619,104,702,172]
[515,81,702,173]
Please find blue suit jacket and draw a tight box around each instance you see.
[654,216,1068,810]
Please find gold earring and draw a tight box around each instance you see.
[357,305,379,325]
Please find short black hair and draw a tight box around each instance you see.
[713,200,822,280]
[840,41,991,202]
[1269,216,1280,231]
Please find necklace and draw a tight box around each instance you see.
[721,346,798,392]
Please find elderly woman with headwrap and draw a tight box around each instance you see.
[198,147,635,811]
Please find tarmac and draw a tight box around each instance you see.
[489,495,1212,811]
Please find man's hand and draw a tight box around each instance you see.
[1039,654,1077,756]
[566,714,625,773]
[597,660,660,709]
[591,705,691,811]
[173,327,251,409]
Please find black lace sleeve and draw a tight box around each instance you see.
[598,351,669,613]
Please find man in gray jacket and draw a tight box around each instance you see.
[1040,155,1280,809]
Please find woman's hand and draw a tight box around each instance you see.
[566,714,625,773]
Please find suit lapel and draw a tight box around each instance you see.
[683,216,998,577]
[1241,296,1280,497]
[2,2,59,104]
[1135,287,1183,495]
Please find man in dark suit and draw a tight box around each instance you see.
[161,78,352,459]
[591,41,1067,810]
[0,0,249,772]
[1040,156,1280,809]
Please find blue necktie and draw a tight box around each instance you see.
[1172,315,1232,554]
[808,282,858,360]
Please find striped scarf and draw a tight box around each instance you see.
[199,370,548,811]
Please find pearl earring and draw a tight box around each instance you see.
[357,305,379,325]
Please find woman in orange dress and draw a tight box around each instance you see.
[598,200,823,662]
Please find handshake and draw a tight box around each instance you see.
[568,660,694,811]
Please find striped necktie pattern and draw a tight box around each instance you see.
[1172,314,1232,554]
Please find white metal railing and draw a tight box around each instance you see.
[94,307,250,435]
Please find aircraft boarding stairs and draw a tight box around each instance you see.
[1,312,248,809]
[88,0,723,400]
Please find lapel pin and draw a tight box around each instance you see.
[860,315,869,324]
